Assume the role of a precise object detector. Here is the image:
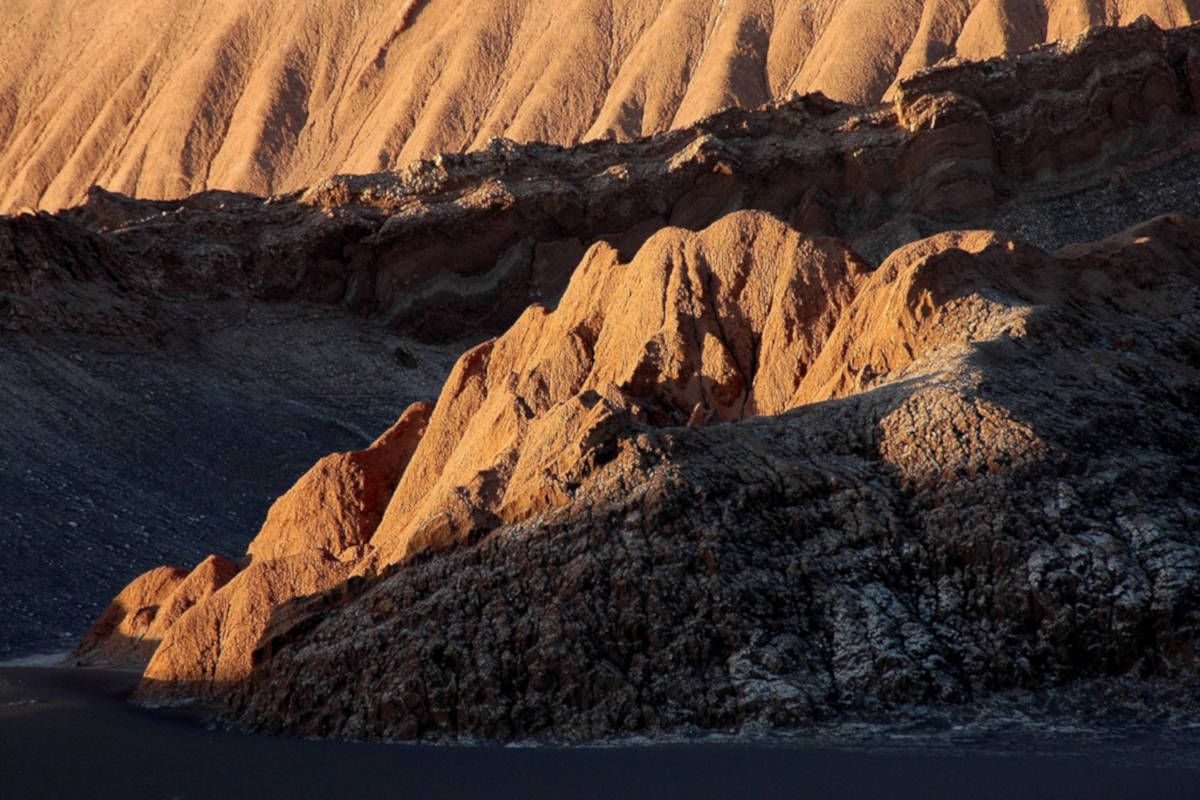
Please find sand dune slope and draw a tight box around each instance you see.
[2,0,1197,211]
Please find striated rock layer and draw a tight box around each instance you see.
[82,207,1200,741]
[6,20,1200,341]
[3,0,1196,212]
[60,20,1200,741]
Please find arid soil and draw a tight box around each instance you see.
[2,19,1199,746]
[2,0,1198,212]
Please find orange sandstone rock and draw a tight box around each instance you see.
[246,401,432,561]
[74,557,238,668]
[225,213,1200,742]
[140,551,355,696]
[369,211,869,562]
[72,205,1200,735]
[76,403,430,682]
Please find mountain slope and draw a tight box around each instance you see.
[83,208,1200,740]
[24,15,1199,740]
[2,0,1197,211]
[8,20,1200,347]
[232,213,1199,742]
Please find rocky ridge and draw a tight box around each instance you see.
[110,207,1200,741]
[6,20,1200,342]
[56,21,1200,741]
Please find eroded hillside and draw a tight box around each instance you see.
[7,20,1200,345]
[2,19,1197,741]
[1,0,1197,211]
[79,206,1200,740]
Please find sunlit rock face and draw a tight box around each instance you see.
[138,404,433,695]
[74,557,239,668]
[9,20,1200,346]
[232,210,1200,742]
[87,207,1200,738]
[2,0,1198,213]
[63,21,1200,741]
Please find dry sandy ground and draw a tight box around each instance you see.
[0,665,1197,800]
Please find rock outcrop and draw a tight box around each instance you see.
[77,401,431,681]
[5,21,1200,340]
[247,402,432,562]
[74,557,238,667]
[368,213,870,565]
[4,0,1196,212]
[77,207,1200,739]
[139,551,357,697]
[56,19,1200,742]
[217,212,1198,741]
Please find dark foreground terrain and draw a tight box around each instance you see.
[0,304,460,659]
[1,665,1197,800]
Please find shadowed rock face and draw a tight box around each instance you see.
[56,20,1200,741]
[81,208,1200,740]
[7,21,1200,342]
[225,213,1198,742]
[3,0,1196,213]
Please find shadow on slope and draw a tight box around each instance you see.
[0,301,461,660]
[111,213,1200,742]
